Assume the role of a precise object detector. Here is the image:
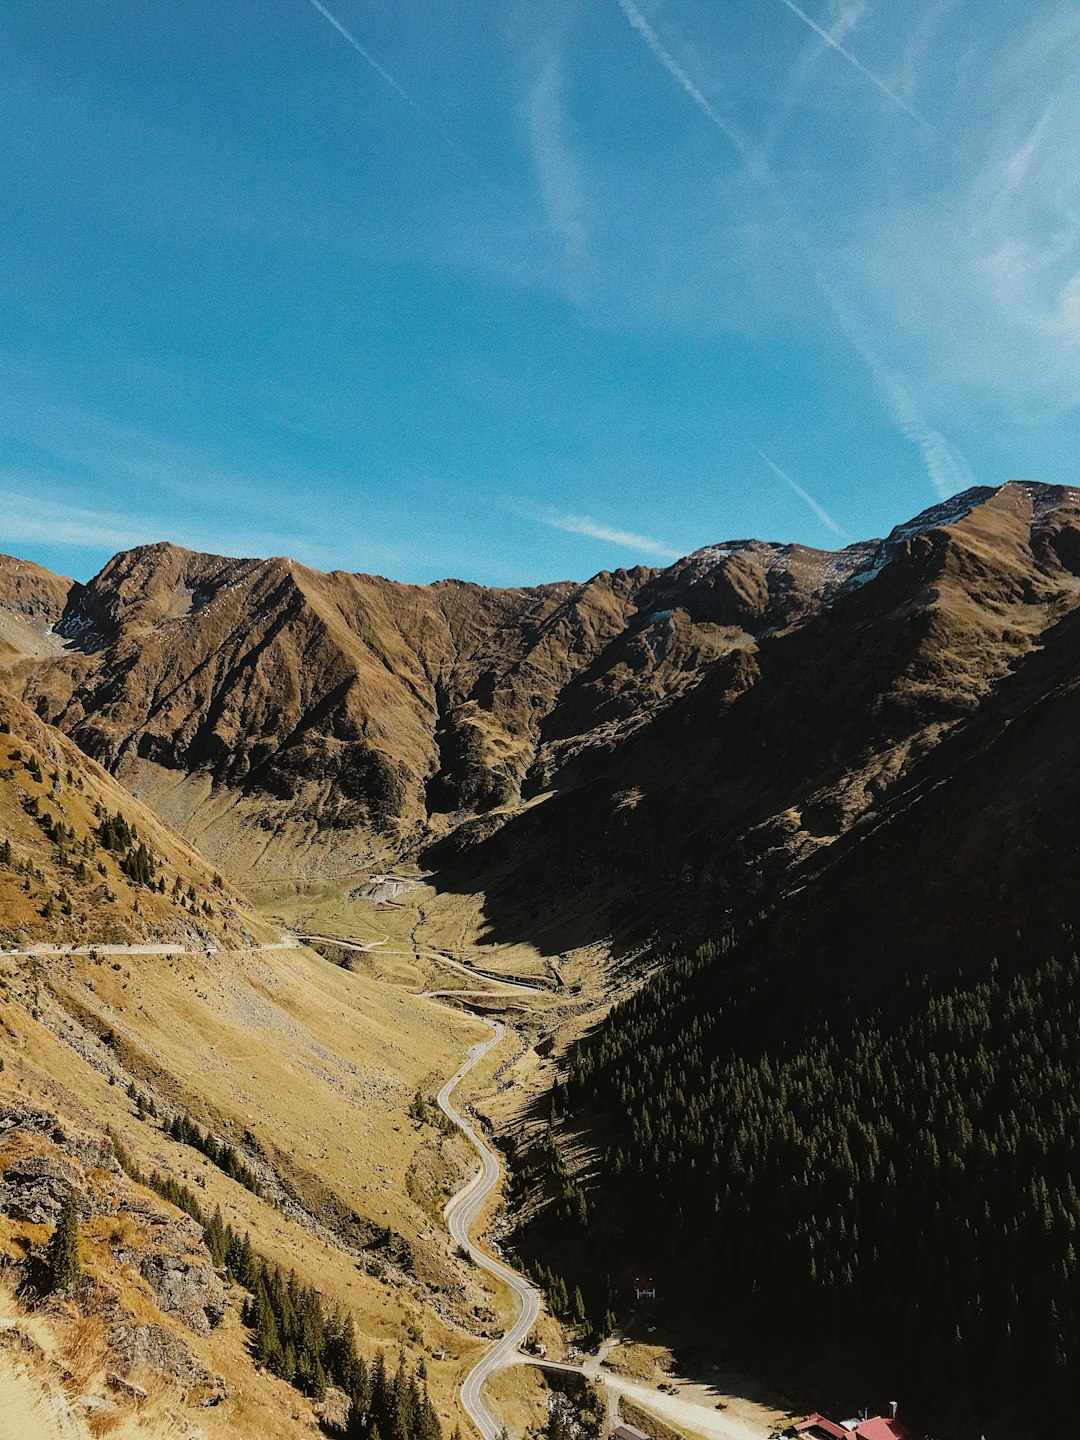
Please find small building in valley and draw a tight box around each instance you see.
[633,1275,656,1300]
[609,1425,651,1440]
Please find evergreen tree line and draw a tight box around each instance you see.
[97,810,136,852]
[525,1257,601,1336]
[166,1111,264,1197]
[2,787,207,911]
[97,811,169,892]
[108,1131,444,1439]
[561,924,1080,1421]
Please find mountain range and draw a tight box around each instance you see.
[4,480,1080,949]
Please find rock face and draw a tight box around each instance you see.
[6,481,1080,939]
[0,1151,86,1225]
[0,1107,229,1408]
[138,1249,227,1336]
[106,1323,227,1405]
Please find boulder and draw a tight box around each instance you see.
[0,1152,87,1225]
[106,1322,228,1405]
[138,1250,227,1335]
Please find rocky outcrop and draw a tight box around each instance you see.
[138,1249,227,1336]
[0,1151,87,1225]
[106,1322,227,1405]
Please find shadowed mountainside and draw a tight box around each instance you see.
[0,526,871,892]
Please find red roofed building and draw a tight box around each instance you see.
[793,1417,850,1440]
[792,1413,911,1440]
[854,1420,908,1440]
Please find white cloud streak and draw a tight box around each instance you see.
[609,0,970,499]
[526,48,590,299]
[763,0,871,152]
[816,282,976,499]
[748,443,850,537]
[541,511,682,560]
[875,373,976,499]
[772,0,931,127]
[0,485,329,564]
[305,0,423,116]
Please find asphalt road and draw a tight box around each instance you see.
[295,933,544,995]
[437,1020,542,1440]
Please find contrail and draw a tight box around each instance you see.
[773,0,930,128]
[305,0,423,114]
[821,282,974,499]
[303,0,480,171]
[612,0,959,498]
[748,442,850,538]
[875,372,975,499]
[613,0,755,164]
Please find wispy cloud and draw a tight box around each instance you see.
[894,0,961,102]
[0,484,320,562]
[540,511,682,560]
[526,46,590,299]
[763,0,871,151]
[772,0,930,127]
[845,13,1080,422]
[748,443,850,537]
[608,0,969,499]
[875,372,975,499]
[817,284,975,499]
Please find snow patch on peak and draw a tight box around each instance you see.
[1016,480,1080,524]
[819,540,881,591]
[840,548,892,593]
[885,487,993,546]
[687,542,750,567]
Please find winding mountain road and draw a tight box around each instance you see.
[437,1019,542,1440]
[301,928,777,1440]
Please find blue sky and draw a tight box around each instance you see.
[2,0,1079,585]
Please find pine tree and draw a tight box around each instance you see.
[45,1191,81,1292]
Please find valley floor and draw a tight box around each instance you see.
[0,871,792,1440]
[287,878,793,1440]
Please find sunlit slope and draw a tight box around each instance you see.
[0,689,271,948]
[1,916,506,1434]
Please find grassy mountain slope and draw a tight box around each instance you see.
[447,482,1080,948]
[0,699,518,1437]
[0,689,269,949]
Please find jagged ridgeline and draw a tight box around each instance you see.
[558,916,1080,1426]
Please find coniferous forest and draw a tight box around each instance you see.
[557,919,1080,1432]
